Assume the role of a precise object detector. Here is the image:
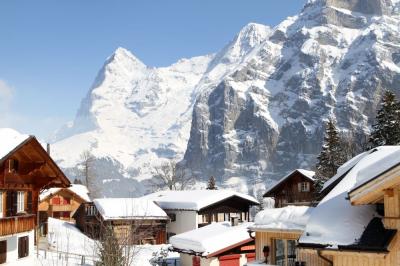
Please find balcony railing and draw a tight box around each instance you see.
[50,204,73,212]
[0,214,35,236]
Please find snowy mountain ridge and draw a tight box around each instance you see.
[52,0,400,196]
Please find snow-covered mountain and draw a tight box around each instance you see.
[52,0,400,196]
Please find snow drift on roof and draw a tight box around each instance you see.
[0,128,30,160]
[40,184,91,202]
[142,190,258,211]
[300,146,400,247]
[170,222,252,256]
[93,198,168,220]
[250,206,313,231]
[265,169,315,194]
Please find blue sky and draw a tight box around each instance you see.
[0,0,306,140]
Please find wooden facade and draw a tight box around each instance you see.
[39,187,88,223]
[0,135,70,264]
[73,202,168,245]
[197,195,254,227]
[264,170,315,208]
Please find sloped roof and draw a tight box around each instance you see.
[0,128,30,161]
[40,184,91,202]
[264,169,315,196]
[299,146,400,249]
[249,206,313,232]
[93,198,168,220]
[142,190,259,211]
[170,222,253,257]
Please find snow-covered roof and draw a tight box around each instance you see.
[250,206,313,232]
[142,190,259,211]
[170,222,253,256]
[0,128,30,160]
[264,169,315,195]
[299,146,400,248]
[93,198,168,220]
[40,184,91,202]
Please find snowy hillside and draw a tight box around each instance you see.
[52,0,400,196]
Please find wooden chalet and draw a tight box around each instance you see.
[295,146,400,266]
[0,129,70,264]
[248,206,313,266]
[38,184,90,234]
[170,222,256,266]
[264,169,316,208]
[73,198,169,245]
[142,190,259,239]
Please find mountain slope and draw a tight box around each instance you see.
[51,23,271,196]
[184,0,400,186]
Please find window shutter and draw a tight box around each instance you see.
[298,183,302,192]
[12,192,18,215]
[6,192,12,217]
[0,240,6,263]
[306,182,310,192]
[27,191,32,213]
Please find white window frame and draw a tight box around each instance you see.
[17,191,24,213]
[299,182,310,192]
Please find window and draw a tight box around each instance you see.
[192,256,200,266]
[298,182,310,192]
[63,198,70,205]
[52,197,60,205]
[18,236,29,258]
[273,239,297,266]
[17,192,24,213]
[167,213,176,222]
[86,205,97,216]
[0,240,6,263]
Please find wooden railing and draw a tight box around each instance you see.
[0,215,35,236]
[50,205,73,212]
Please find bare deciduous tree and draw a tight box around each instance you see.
[76,150,100,198]
[151,160,194,191]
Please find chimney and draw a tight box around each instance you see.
[46,143,51,155]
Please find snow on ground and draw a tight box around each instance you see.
[170,222,253,256]
[250,206,313,231]
[39,218,177,266]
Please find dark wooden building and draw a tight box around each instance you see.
[264,169,316,208]
[73,198,169,245]
[0,129,70,264]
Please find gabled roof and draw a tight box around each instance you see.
[299,146,400,249]
[93,198,169,220]
[0,128,70,188]
[170,222,253,257]
[40,184,91,202]
[142,190,259,211]
[264,169,315,196]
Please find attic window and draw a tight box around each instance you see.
[8,159,19,173]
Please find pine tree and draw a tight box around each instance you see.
[206,176,218,190]
[369,90,400,148]
[315,118,347,190]
[97,226,125,266]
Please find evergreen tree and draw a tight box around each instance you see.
[73,178,82,185]
[315,118,347,190]
[369,90,400,148]
[206,176,218,190]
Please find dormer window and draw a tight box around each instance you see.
[8,159,19,173]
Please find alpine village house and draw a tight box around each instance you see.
[248,146,400,266]
[38,184,90,235]
[0,129,70,264]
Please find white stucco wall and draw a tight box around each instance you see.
[166,210,198,236]
[0,230,35,265]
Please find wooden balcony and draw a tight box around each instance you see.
[50,204,73,212]
[0,215,35,236]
